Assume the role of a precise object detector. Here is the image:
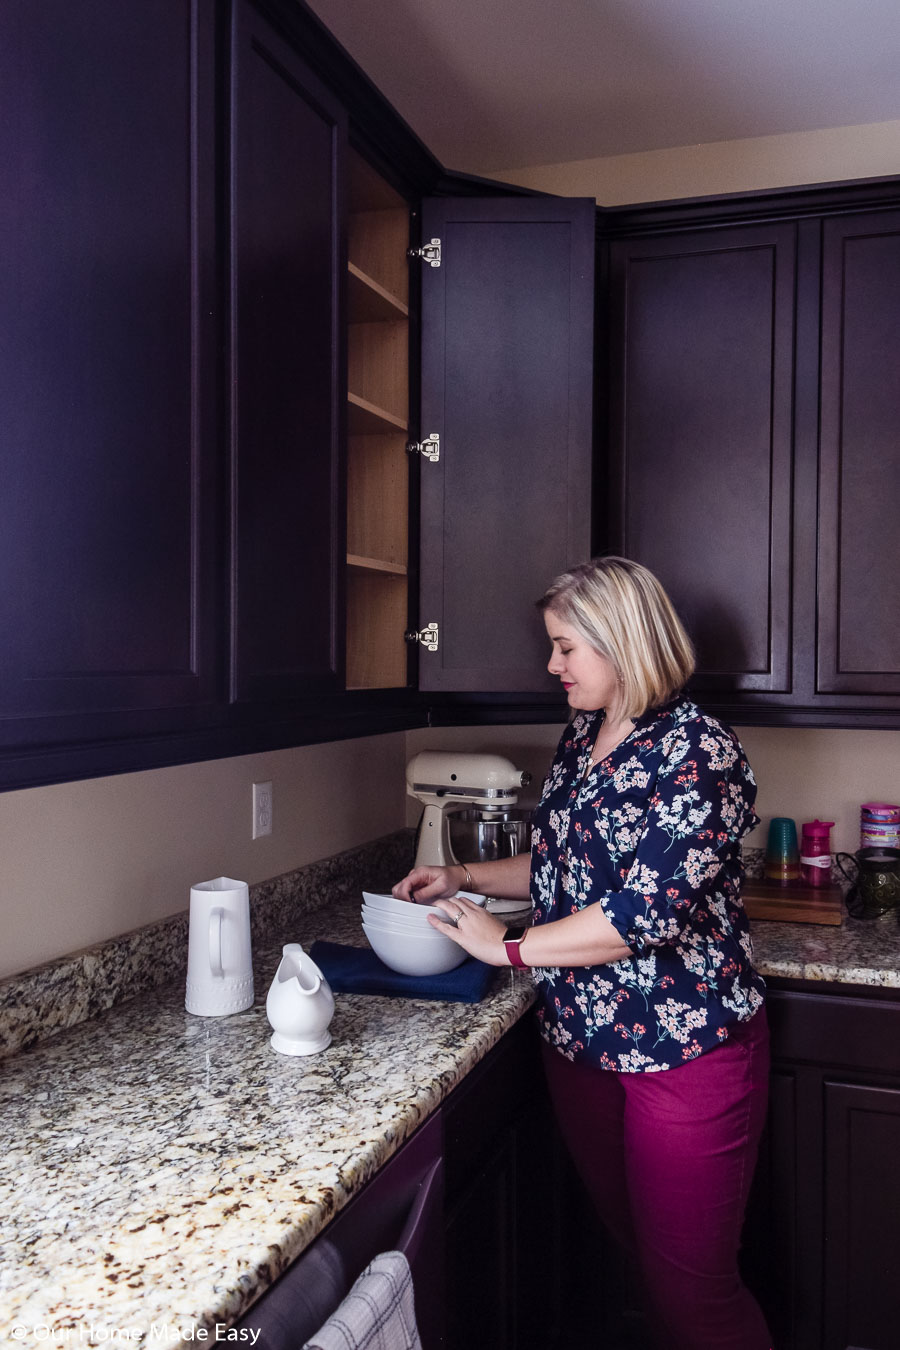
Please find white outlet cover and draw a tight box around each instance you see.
[253,780,273,839]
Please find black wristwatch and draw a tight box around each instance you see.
[503,924,530,969]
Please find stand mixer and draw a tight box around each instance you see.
[406,751,532,868]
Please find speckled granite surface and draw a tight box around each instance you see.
[0,894,533,1348]
[753,914,900,986]
[3,840,900,1350]
[0,831,414,1061]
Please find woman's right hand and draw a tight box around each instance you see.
[392,865,466,905]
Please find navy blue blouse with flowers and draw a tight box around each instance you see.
[530,697,765,1072]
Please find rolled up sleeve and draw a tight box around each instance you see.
[598,722,758,953]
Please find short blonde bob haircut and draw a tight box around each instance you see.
[537,557,695,721]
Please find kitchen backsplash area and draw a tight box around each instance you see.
[0,829,415,1061]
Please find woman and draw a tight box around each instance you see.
[393,557,772,1350]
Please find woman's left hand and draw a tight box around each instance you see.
[430,895,512,966]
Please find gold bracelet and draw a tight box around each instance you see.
[461,864,475,891]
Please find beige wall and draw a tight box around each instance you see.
[0,733,408,980]
[406,723,900,858]
[492,120,900,205]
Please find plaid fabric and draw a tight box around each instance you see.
[302,1251,423,1350]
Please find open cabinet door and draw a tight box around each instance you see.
[416,196,595,694]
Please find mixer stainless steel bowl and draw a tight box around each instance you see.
[448,808,531,863]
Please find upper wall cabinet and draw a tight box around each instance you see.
[229,0,347,704]
[0,0,219,757]
[416,196,596,694]
[606,222,798,698]
[817,209,900,702]
[604,194,900,727]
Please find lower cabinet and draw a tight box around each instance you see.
[822,1080,900,1350]
[744,983,900,1350]
[441,1017,574,1350]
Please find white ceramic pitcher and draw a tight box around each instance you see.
[185,877,254,1016]
[266,943,334,1055]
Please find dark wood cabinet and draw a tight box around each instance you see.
[442,1016,593,1350]
[442,1019,556,1350]
[606,222,797,697]
[604,194,900,728]
[745,984,900,1350]
[417,196,595,696]
[822,1079,900,1350]
[0,0,219,738]
[817,209,900,702]
[0,0,407,789]
[4,0,900,792]
[228,0,346,704]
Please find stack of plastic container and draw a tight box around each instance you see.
[859,803,900,851]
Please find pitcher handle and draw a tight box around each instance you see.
[834,852,858,886]
[209,906,224,978]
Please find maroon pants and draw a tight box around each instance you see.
[540,1010,773,1350]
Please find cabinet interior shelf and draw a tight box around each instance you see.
[347,391,408,434]
[347,553,407,576]
[348,261,408,322]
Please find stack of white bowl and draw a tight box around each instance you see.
[361,891,484,976]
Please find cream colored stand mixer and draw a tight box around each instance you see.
[406,751,531,867]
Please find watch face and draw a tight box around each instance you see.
[504,925,528,944]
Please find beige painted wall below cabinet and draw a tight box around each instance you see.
[0,734,408,980]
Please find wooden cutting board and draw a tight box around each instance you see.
[742,881,844,925]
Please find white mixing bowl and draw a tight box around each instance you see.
[361,919,467,976]
[362,890,485,915]
[361,911,452,938]
[361,905,454,932]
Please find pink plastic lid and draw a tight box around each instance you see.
[801,819,834,840]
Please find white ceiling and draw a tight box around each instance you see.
[305,0,900,173]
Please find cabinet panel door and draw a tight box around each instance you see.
[0,0,217,723]
[607,224,797,694]
[418,197,595,692]
[229,0,346,702]
[823,1080,900,1350]
[818,211,900,696]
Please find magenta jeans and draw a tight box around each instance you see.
[540,1009,773,1350]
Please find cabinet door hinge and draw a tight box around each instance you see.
[406,433,440,462]
[404,622,439,652]
[407,238,441,267]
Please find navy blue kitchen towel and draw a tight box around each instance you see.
[309,941,495,1003]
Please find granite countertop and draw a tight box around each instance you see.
[752,911,900,988]
[2,885,900,1350]
[0,896,533,1349]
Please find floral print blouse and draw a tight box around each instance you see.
[530,696,765,1072]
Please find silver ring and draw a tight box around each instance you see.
[454,908,464,924]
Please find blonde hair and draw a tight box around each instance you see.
[537,557,695,720]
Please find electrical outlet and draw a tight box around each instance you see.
[252,780,273,839]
